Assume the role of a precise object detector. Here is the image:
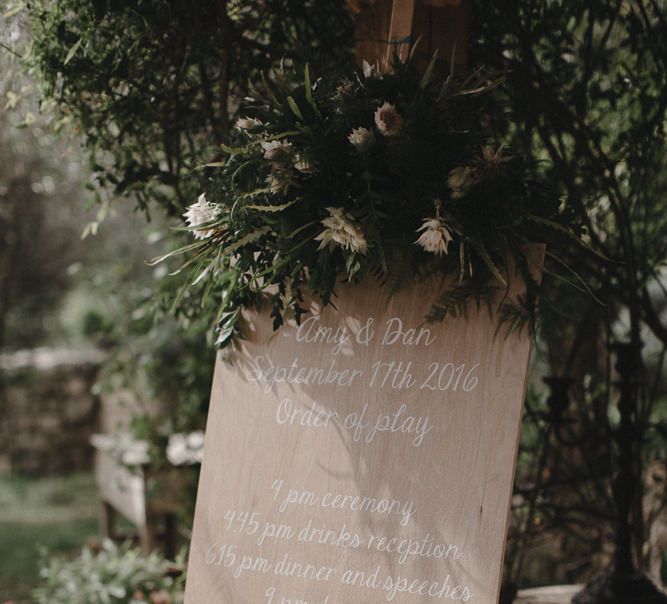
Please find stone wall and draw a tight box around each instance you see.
[0,347,104,475]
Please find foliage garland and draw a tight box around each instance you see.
[163,57,583,348]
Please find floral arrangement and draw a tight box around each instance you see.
[164,57,580,347]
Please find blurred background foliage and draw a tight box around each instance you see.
[1,0,667,601]
[28,0,354,214]
[471,0,667,591]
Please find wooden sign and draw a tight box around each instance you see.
[186,259,541,603]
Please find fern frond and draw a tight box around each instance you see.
[427,281,498,323]
[384,249,416,293]
[497,294,534,338]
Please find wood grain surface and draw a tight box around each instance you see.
[186,252,543,603]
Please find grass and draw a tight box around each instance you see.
[0,473,100,604]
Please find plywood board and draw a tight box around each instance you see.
[186,257,542,604]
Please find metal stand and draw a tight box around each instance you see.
[573,342,667,604]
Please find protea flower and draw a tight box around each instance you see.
[416,216,454,256]
[315,207,368,254]
[183,193,221,240]
[348,127,374,150]
[374,102,402,136]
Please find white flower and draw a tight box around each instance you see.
[362,59,375,79]
[121,440,150,466]
[167,432,205,466]
[416,217,454,256]
[166,434,188,465]
[348,127,374,150]
[261,139,292,161]
[187,431,205,450]
[235,116,262,130]
[183,193,221,239]
[374,102,402,137]
[315,207,368,255]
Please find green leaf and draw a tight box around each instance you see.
[287,96,304,121]
[304,64,313,102]
[470,241,507,286]
[192,262,214,285]
[419,50,439,90]
[265,130,302,140]
[147,239,210,265]
[544,249,605,306]
[527,215,610,260]
[64,38,82,65]
[215,309,241,347]
[345,252,356,275]
[286,220,317,239]
[304,64,320,116]
[167,241,216,276]
[4,90,19,110]
[246,199,296,212]
[238,187,273,199]
[221,142,240,155]
[221,226,272,256]
[427,282,498,323]
[17,111,36,128]
[408,35,423,63]
[261,71,281,107]
[4,3,25,18]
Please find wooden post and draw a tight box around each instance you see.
[100,500,117,541]
[385,0,416,66]
[352,0,472,75]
